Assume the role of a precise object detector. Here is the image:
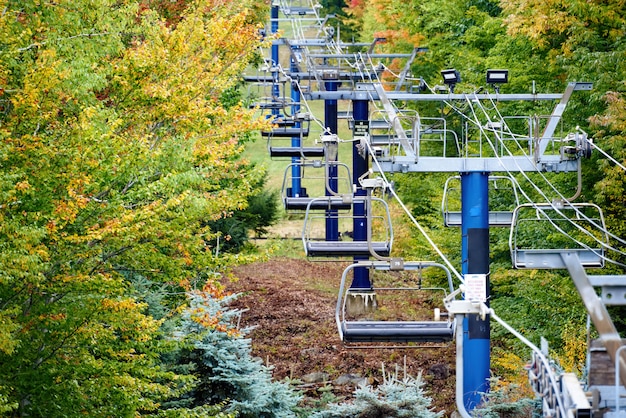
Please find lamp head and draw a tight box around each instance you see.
[441,69,461,84]
[486,69,508,85]
[440,69,460,92]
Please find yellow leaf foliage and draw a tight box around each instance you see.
[490,350,535,400]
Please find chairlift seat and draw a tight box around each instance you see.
[369,119,393,129]
[283,6,317,15]
[370,134,415,146]
[251,101,288,110]
[261,127,310,137]
[338,110,352,119]
[444,211,514,227]
[341,320,454,343]
[271,118,297,127]
[285,196,353,211]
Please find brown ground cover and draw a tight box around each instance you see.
[227,257,458,415]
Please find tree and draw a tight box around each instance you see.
[0,0,270,415]
[500,0,626,120]
[589,91,626,265]
[341,0,624,387]
[172,285,302,418]
[206,172,280,254]
[310,369,442,418]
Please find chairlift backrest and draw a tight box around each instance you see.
[442,175,520,227]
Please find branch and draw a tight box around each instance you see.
[17,32,111,52]
[32,305,99,370]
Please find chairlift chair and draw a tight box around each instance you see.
[442,175,520,227]
[261,112,323,158]
[281,160,354,211]
[302,195,393,258]
[250,97,291,111]
[261,114,311,138]
[414,117,461,158]
[509,202,609,269]
[367,109,418,152]
[336,261,456,346]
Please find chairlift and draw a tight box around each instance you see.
[261,113,311,138]
[442,175,520,227]
[509,202,609,269]
[250,97,291,111]
[261,111,319,158]
[281,159,354,211]
[366,111,460,160]
[302,194,393,258]
[336,261,456,346]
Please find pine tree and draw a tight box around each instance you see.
[310,368,443,418]
[173,286,302,418]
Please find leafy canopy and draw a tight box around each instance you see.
[0,0,270,415]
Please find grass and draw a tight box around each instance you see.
[243,92,359,211]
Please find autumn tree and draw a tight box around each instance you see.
[0,0,270,415]
[500,0,626,249]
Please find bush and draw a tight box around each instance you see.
[310,368,443,418]
[470,377,537,418]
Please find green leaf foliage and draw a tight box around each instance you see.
[0,0,271,415]
[343,0,626,383]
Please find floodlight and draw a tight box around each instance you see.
[486,69,509,85]
[441,69,461,84]
[440,69,460,92]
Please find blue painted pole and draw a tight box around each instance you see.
[325,80,339,241]
[351,95,371,289]
[270,5,280,109]
[461,171,491,410]
[290,50,302,197]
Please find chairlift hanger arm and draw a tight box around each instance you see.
[538,82,592,157]
[561,252,626,388]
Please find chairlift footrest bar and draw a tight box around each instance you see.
[270,147,325,158]
[305,241,391,257]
